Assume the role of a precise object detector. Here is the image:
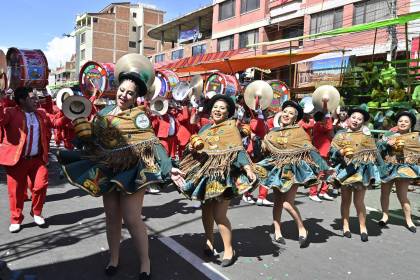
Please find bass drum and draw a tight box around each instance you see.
[204,72,239,97]
[6,48,49,90]
[267,80,290,112]
[155,69,179,98]
[79,61,117,98]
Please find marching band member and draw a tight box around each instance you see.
[57,54,184,279]
[0,87,69,233]
[329,107,384,242]
[377,111,419,232]
[177,94,257,267]
[256,101,330,247]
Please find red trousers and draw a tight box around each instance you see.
[5,156,48,223]
[160,136,177,159]
[244,185,268,199]
[309,181,329,196]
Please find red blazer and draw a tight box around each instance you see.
[0,105,69,166]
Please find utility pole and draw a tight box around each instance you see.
[387,0,398,61]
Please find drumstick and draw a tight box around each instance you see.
[88,78,103,97]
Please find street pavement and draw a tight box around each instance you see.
[0,148,420,280]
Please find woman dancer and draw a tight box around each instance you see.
[177,94,257,267]
[257,101,330,247]
[329,107,384,242]
[377,111,419,232]
[58,54,183,279]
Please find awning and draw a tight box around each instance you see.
[173,51,326,73]
[156,48,247,70]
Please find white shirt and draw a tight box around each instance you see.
[25,112,40,156]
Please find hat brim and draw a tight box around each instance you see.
[348,108,370,122]
[282,100,303,122]
[62,95,92,120]
[395,111,416,129]
[206,94,236,118]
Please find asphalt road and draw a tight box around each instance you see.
[0,149,419,280]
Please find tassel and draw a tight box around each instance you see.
[263,139,317,168]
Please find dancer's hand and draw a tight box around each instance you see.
[171,168,186,188]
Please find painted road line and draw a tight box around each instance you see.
[159,237,230,280]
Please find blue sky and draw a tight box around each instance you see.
[0,0,211,68]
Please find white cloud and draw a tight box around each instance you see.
[0,46,7,54]
[43,37,75,70]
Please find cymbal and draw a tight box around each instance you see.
[114,53,154,92]
[244,80,273,111]
[172,81,190,101]
[189,74,203,99]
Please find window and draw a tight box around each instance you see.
[354,0,390,25]
[155,54,164,63]
[171,49,184,60]
[80,32,86,44]
[192,44,207,56]
[217,35,234,52]
[80,49,85,60]
[239,29,258,48]
[219,0,235,21]
[93,17,98,23]
[310,8,343,34]
[133,12,137,18]
[132,26,137,32]
[144,46,155,50]
[129,41,136,48]
[241,0,260,14]
[282,26,303,39]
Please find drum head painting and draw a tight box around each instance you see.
[79,61,116,97]
[267,80,290,112]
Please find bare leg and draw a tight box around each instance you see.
[120,188,150,274]
[273,189,285,239]
[282,185,306,237]
[341,187,352,232]
[201,200,215,250]
[213,200,233,259]
[380,182,393,223]
[353,187,367,234]
[102,191,122,267]
[395,180,415,228]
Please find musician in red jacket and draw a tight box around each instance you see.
[0,87,68,233]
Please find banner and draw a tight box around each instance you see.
[179,27,201,43]
[296,56,350,88]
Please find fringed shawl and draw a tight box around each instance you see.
[332,131,380,165]
[383,132,420,164]
[263,125,318,168]
[86,106,160,172]
[180,119,247,183]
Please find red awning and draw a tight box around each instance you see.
[156,48,248,70]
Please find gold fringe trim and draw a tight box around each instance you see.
[405,152,420,165]
[263,139,317,168]
[84,137,160,172]
[346,148,379,165]
[180,149,241,184]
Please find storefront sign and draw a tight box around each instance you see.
[296,56,350,88]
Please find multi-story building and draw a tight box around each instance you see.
[52,54,77,88]
[74,2,164,74]
[148,0,419,86]
[147,3,214,64]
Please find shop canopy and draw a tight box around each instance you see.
[155,48,247,70]
[248,12,420,48]
[171,51,326,73]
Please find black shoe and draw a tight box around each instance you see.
[139,272,151,280]
[408,226,417,233]
[298,231,309,248]
[361,232,368,242]
[274,236,286,245]
[378,220,388,227]
[343,231,352,238]
[203,246,218,257]
[221,250,237,267]
[105,265,119,276]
